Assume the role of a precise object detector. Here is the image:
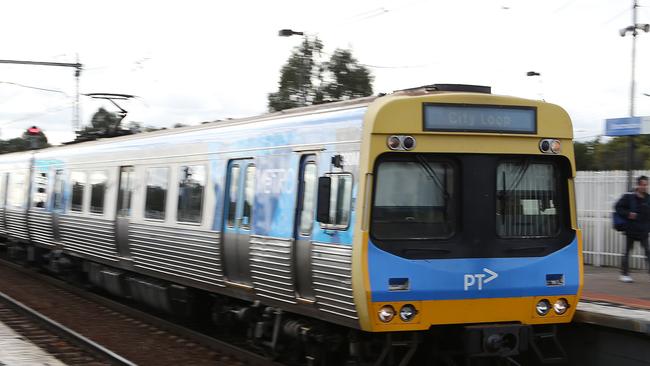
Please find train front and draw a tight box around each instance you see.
[352,85,582,357]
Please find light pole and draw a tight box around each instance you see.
[526,71,543,100]
[619,0,649,190]
[278,29,307,106]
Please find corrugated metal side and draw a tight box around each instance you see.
[312,242,358,320]
[5,209,29,240]
[59,215,119,262]
[249,235,296,304]
[129,223,224,287]
[27,210,54,246]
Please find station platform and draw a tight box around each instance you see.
[576,264,650,335]
[0,321,66,366]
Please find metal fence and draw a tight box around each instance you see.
[576,170,649,270]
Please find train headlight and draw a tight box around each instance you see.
[553,298,569,315]
[550,140,561,153]
[378,305,396,322]
[387,136,401,150]
[399,304,417,322]
[539,139,560,154]
[535,299,551,316]
[402,136,416,150]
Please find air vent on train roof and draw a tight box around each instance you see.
[395,84,491,95]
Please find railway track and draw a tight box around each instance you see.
[0,257,282,366]
[0,291,134,365]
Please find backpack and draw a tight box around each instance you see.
[613,194,636,232]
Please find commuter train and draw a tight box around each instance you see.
[0,84,582,364]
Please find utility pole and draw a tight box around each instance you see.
[619,0,650,190]
[0,59,83,131]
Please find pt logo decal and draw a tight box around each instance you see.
[463,268,498,291]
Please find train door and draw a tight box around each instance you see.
[0,173,7,233]
[222,160,255,285]
[294,155,317,300]
[116,166,134,258]
[51,169,64,241]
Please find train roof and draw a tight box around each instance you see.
[0,84,569,160]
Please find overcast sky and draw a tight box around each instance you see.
[1,0,649,144]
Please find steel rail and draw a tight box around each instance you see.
[0,258,283,366]
[0,290,136,366]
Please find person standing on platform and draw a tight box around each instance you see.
[615,175,650,283]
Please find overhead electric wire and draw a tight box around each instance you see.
[0,81,70,97]
[0,105,72,127]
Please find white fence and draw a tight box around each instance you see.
[576,170,649,270]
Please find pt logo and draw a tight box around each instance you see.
[463,268,498,291]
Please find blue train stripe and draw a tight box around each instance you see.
[368,236,580,302]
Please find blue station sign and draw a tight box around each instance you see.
[604,116,650,136]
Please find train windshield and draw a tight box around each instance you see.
[371,155,456,240]
[370,153,572,259]
[496,161,559,237]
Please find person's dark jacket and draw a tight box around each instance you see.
[616,192,650,239]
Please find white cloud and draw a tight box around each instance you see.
[1,0,649,144]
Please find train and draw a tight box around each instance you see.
[0,84,582,365]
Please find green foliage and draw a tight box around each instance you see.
[323,49,373,101]
[574,135,650,171]
[89,107,122,133]
[0,128,50,154]
[268,37,373,111]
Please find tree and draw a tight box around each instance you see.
[0,126,50,154]
[323,49,373,101]
[89,107,122,133]
[268,38,373,111]
[268,37,323,111]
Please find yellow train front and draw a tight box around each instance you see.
[344,84,582,361]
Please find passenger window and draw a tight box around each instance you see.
[242,165,255,229]
[321,173,353,229]
[227,165,240,227]
[7,173,26,208]
[52,170,64,210]
[496,161,559,237]
[177,165,205,223]
[90,171,107,214]
[70,171,86,212]
[33,171,48,208]
[299,163,317,234]
[145,167,168,220]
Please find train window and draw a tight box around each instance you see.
[496,161,559,238]
[299,163,317,234]
[226,165,240,227]
[177,165,205,223]
[32,171,48,208]
[145,167,168,220]
[7,173,26,208]
[242,165,256,229]
[371,155,456,240]
[320,173,353,230]
[90,171,107,214]
[70,171,86,212]
[52,170,64,210]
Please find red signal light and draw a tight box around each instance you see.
[27,126,41,135]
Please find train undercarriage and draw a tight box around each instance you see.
[1,239,567,366]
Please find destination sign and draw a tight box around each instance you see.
[423,104,537,134]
